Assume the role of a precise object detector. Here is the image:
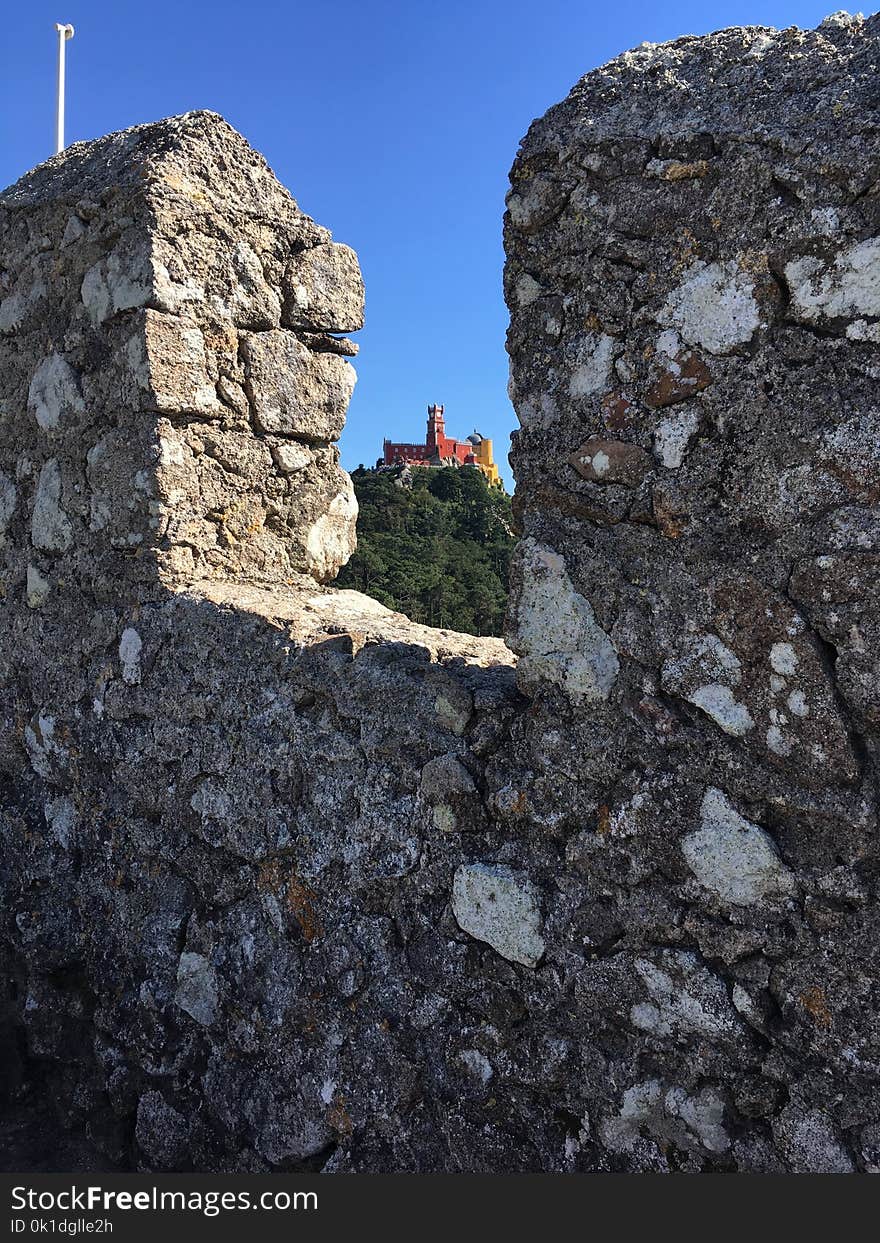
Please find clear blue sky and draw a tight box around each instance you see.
[1,1,837,488]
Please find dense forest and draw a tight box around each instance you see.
[335,465,515,636]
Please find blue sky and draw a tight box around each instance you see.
[1,1,837,488]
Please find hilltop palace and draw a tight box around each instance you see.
[381,404,501,485]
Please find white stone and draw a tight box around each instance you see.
[23,714,66,778]
[81,247,152,326]
[655,328,681,358]
[27,354,85,430]
[62,214,86,246]
[506,178,555,229]
[766,724,793,757]
[457,1049,494,1084]
[44,795,75,848]
[846,319,880,343]
[786,238,880,323]
[119,628,143,685]
[658,259,761,354]
[601,1079,729,1155]
[808,205,841,234]
[567,333,615,397]
[732,983,763,1026]
[666,1086,730,1154]
[687,684,754,736]
[515,274,543,306]
[230,240,281,326]
[26,565,50,608]
[175,952,218,1027]
[272,442,313,474]
[452,862,545,967]
[508,538,619,705]
[653,408,701,469]
[787,689,809,717]
[770,641,798,675]
[631,951,738,1039]
[662,634,747,730]
[0,291,26,333]
[0,280,46,335]
[514,391,559,429]
[305,481,358,582]
[601,1080,664,1153]
[31,459,73,553]
[682,787,796,906]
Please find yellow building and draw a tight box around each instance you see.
[466,432,501,486]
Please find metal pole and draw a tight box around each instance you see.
[54,23,75,154]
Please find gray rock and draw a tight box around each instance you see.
[30,460,72,553]
[282,243,364,333]
[240,330,355,441]
[452,863,545,966]
[175,952,218,1027]
[681,788,797,907]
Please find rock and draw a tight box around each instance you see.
[773,1105,854,1174]
[304,479,358,582]
[0,471,16,541]
[271,442,313,474]
[452,863,545,967]
[175,952,218,1027]
[118,628,142,685]
[629,950,740,1040]
[30,460,72,553]
[785,238,880,325]
[645,341,711,410]
[503,13,878,1170]
[657,260,763,355]
[506,538,618,704]
[652,408,701,469]
[682,788,796,907]
[27,354,84,430]
[0,110,363,593]
[662,634,754,736]
[25,564,50,608]
[241,330,355,441]
[601,1080,729,1156]
[228,240,282,330]
[282,242,364,333]
[568,437,652,486]
[421,754,481,834]
[135,1092,190,1168]
[420,754,476,799]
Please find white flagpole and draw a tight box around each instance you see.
[54,23,75,154]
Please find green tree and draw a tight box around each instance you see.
[336,466,515,637]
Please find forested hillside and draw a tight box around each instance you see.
[335,466,515,636]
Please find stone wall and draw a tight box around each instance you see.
[0,111,363,605]
[0,112,523,1173]
[2,15,880,1175]
[503,12,880,1171]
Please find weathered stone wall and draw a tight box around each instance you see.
[503,13,880,1171]
[0,113,523,1173]
[3,15,880,1175]
[0,111,363,604]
